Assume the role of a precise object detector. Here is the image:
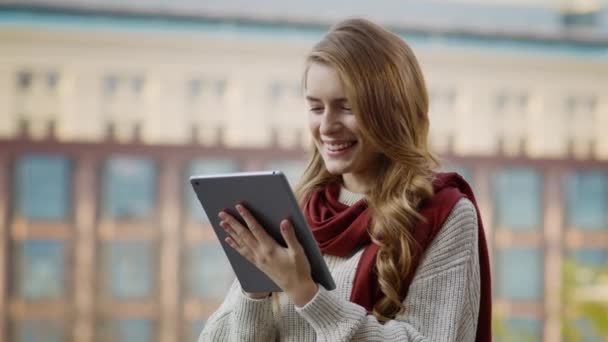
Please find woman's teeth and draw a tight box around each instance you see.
[326,141,356,151]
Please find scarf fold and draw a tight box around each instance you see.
[303,172,492,342]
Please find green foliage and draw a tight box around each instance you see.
[561,259,608,341]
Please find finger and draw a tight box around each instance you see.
[220,220,243,248]
[225,236,254,263]
[235,204,275,246]
[221,221,252,258]
[280,219,304,254]
[219,211,258,249]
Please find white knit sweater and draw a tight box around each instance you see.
[199,187,480,342]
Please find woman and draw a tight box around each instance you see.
[200,18,491,342]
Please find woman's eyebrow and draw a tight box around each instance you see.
[333,98,349,105]
[305,96,320,102]
[305,96,348,104]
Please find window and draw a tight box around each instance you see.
[13,240,66,299]
[187,79,203,99]
[188,320,206,342]
[15,155,71,221]
[186,77,226,101]
[214,80,227,98]
[573,318,603,342]
[498,318,541,342]
[269,81,283,101]
[17,71,33,91]
[440,163,472,184]
[102,157,157,220]
[268,81,300,103]
[496,248,543,300]
[493,169,542,230]
[429,88,456,111]
[186,243,234,300]
[103,75,119,96]
[99,319,153,342]
[564,172,607,230]
[267,159,306,187]
[132,76,144,95]
[102,241,155,299]
[566,95,597,115]
[562,9,599,27]
[187,159,239,222]
[572,249,608,268]
[11,320,65,342]
[47,71,59,90]
[494,91,528,113]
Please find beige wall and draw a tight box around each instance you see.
[1,27,607,159]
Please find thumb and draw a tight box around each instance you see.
[280,219,303,253]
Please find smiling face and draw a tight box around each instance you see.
[305,62,380,186]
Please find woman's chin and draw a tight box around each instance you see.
[324,162,352,176]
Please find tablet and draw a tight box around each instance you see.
[189,170,336,293]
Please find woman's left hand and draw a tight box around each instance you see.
[218,204,319,307]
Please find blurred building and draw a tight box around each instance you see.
[0,1,607,341]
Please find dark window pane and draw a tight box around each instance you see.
[189,320,206,342]
[267,159,306,187]
[187,159,239,222]
[15,155,70,220]
[440,163,473,184]
[132,76,144,94]
[269,81,283,101]
[495,93,507,111]
[187,79,203,99]
[187,243,234,299]
[100,319,153,342]
[102,157,157,220]
[497,318,541,342]
[565,172,607,230]
[496,248,543,300]
[215,80,226,98]
[104,75,119,96]
[572,249,608,268]
[494,169,542,230]
[12,320,65,342]
[14,240,65,299]
[115,320,151,342]
[17,71,32,91]
[47,72,59,90]
[103,241,154,299]
[574,318,603,342]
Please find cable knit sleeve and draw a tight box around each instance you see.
[198,280,277,342]
[295,198,480,342]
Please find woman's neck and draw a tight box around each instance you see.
[341,172,373,194]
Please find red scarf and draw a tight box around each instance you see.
[304,172,492,342]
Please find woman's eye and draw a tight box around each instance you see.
[342,106,352,112]
[309,107,324,113]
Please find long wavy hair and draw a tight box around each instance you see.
[295,18,439,322]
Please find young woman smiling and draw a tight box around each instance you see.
[199,18,491,342]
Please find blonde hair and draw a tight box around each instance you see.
[295,18,438,322]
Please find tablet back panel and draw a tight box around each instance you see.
[189,171,336,293]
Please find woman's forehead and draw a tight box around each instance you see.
[305,63,347,101]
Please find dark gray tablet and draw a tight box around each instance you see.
[189,171,336,293]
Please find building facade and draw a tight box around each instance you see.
[0,2,607,341]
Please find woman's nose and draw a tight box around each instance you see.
[319,111,341,134]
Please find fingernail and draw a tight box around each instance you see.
[218,212,225,219]
[235,204,243,212]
